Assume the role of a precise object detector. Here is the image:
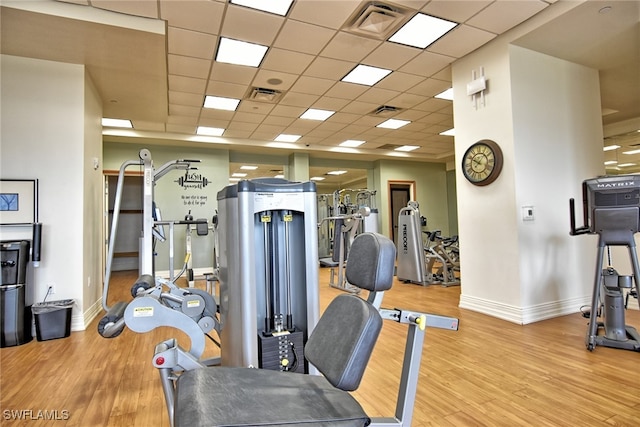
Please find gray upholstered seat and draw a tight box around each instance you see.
[174,232,396,427]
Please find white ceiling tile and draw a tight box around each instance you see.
[315,121,348,132]
[170,104,200,117]
[233,111,266,124]
[466,1,548,34]
[340,123,370,135]
[200,108,235,121]
[223,129,253,138]
[206,80,247,98]
[391,0,430,10]
[280,92,320,108]
[341,100,380,115]
[406,78,451,97]
[289,76,335,96]
[421,0,493,23]
[414,98,451,113]
[169,91,204,107]
[262,115,296,126]
[237,100,276,115]
[167,114,198,125]
[356,87,399,105]
[324,82,368,100]
[289,0,362,29]
[270,104,306,118]
[160,0,224,34]
[198,117,229,128]
[262,48,315,75]
[273,20,335,55]
[168,54,212,79]
[328,112,361,124]
[92,0,158,18]
[432,66,452,82]
[305,128,335,139]
[210,62,257,85]
[304,57,355,80]
[252,69,299,91]
[398,50,455,77]
[427,25,496,58]
[417,112,451,124]
[166,123,196,134]
[168,27,217,59]
[312,96,350,111]
[227,121,259,131]
[255,123,288,135]
[376,72,424,92]
[132,121,165,132]
[388,93,429,110]
[169,75,207,94]
[363,42,421,70]
[221,4,285,45]
[251,131,280,140]
[320,32,381,62]
[354,115,388,127]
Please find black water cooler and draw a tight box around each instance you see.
[0,240,32,347]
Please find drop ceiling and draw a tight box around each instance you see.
[1,0,639,174]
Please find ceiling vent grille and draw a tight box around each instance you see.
[247,87,282,103]
[371,105,401,116]
[377,144,402,150]
[343,2,411,40]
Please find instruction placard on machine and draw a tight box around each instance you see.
[254,192,305,213]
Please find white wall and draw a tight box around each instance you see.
[103,143,230,275]
[1,54,103,330]
[453,43,603,323]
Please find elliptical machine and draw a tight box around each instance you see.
[569,174,640,352]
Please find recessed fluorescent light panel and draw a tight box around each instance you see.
[240,165,258,170]
[216,37,268,67]
[204,96,240,111]
[394,145,420,152]
[435,88,454,100]
[196,126,225,136]
[310,176,325,181]
[274,174,285,178]
[389,13,457,49]
[232,173,247,177]
[327,170,347,176]
[604,161,618,165]
[440,128,455,136]
[377,119,410,129]
[623,149,640,155]
[341,64,391,86]
[339,140,365,147]
[102,118,132,128]
[618,163,636,167]
[603,145,620,151]
[230,0,293,16]
[300,108,335,121]
[274,134,301,142]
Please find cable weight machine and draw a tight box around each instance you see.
[217,178,319,373]
[569,174,640,352]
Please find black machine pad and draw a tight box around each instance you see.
[174,367,369,427]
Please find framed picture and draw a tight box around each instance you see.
[0,179,38,225]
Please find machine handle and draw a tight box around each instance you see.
[569,198,590,236]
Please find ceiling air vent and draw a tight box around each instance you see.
[248,87,282,103]
[343,2,412,40]
[377,144,402,150]
[372,105,401,117]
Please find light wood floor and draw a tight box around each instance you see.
[1,268,639,426]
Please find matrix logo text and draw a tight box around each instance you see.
[3,409,70,421]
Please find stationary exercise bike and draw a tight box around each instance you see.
[569,174,640,352]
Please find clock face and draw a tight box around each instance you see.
[462,140,503,186]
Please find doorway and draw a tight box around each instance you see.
[388,181,415,246]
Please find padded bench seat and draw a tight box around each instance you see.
[175,367,369,427]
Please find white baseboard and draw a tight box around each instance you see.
[458,294,592,325]
[75,297,103,331]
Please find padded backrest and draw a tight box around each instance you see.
[305,294,382,391]
[345,232,396,292]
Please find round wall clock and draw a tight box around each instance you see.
[461,139,503,186]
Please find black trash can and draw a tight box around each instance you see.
[32,299,73,341]
[0,284,33,347]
